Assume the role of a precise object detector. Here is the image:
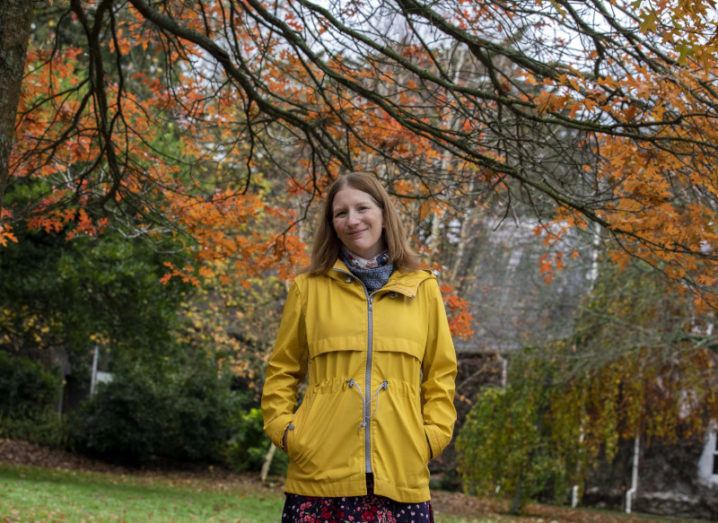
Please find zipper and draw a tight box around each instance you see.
[364,289,374,473]
[333,267,380,475]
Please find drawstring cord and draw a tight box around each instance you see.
[347,378,365,431]
[371,380,389,419]
[346,378,389,431]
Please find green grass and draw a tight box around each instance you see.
[3,462,687,523]
[0,463,506,522]
[0,464,283,522]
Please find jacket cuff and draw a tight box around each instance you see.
[424,423,448,460]
[265,414,293,449]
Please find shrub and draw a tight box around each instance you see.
[456,352,577,514]
[0,351,60,419]
[0,411,67,448]
[224,407,287,476]
[70,352,240,466]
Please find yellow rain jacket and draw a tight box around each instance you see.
[261,260,457,503]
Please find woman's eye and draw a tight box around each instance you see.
[335,211,346,218]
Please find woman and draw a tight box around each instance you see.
[262,172,457,522]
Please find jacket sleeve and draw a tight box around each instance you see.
[420,277,458,460]
[261,280,308,449]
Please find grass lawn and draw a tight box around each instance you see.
[0,462,514,522]
[0,462,706,523]
[0,463,283,523]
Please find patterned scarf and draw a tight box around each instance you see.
[340,247,394,293]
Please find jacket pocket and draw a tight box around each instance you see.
[289,377,363,481]
[373,380,430,488]
[285,390,314,463]
[421,426,432,462]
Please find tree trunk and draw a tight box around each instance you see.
[0,0,33,208]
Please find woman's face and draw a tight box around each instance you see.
[331,186,385,259]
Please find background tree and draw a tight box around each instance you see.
[0,0,32,241]
[457,258,718,514]
[0,1,714,304]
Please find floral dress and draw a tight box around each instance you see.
[281,492,433,522]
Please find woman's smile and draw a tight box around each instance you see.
[332,187,385,258]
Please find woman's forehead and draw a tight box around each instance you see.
[332,187,379,207]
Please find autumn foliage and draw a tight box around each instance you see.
[1,0,718,338]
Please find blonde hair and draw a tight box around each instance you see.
[308,172,420,275]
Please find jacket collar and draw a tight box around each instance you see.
[328,259,434,298]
